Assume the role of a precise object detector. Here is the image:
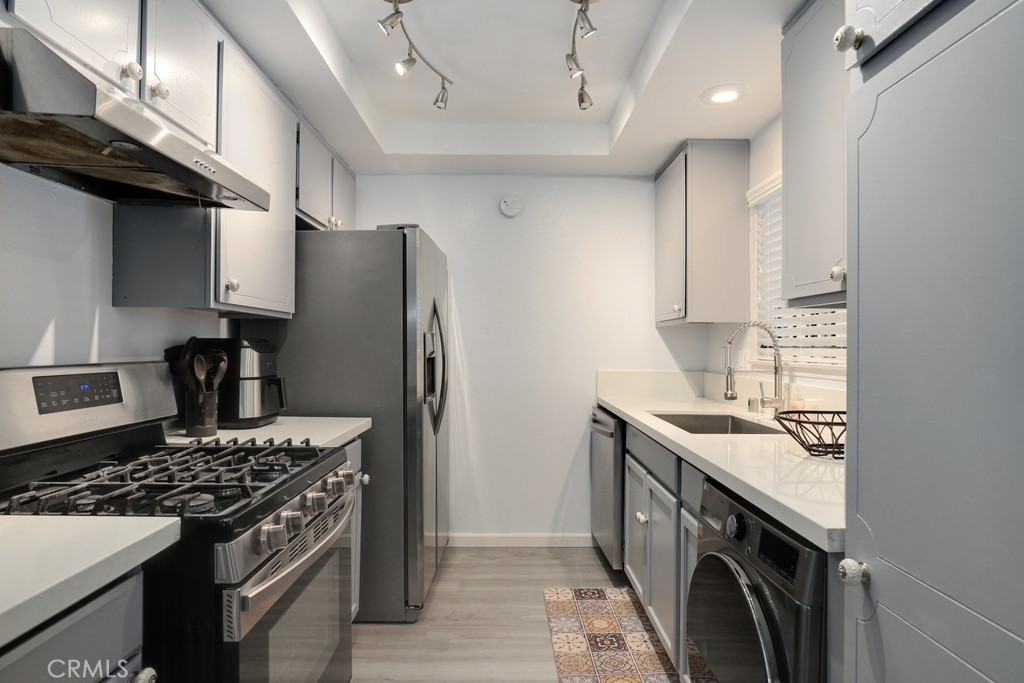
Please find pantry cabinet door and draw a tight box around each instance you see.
[9,0,141,91]
[217,42,297,314]
[846,1,1024,681]
[842,0,945,66]
[143,0,221,146]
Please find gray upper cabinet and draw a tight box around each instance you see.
[112,38,297,319]
[297,124,353,230]
[8,0,142,91]
[845,0,1023,680]
[217,41,297,314]
[331,157,356,230]
[143,0,222,147]
[654,140,750,325]
[839,0,946,67]
[782,0,848,305]
[296,123,333,228]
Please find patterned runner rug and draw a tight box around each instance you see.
[544,587,718,683]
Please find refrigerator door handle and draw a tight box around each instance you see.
[423,330,437,406]
[434,302,449,433]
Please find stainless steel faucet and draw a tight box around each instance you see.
[724,321,785,414]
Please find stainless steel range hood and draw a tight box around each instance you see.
[0,28,269,211]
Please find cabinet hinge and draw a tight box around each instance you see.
[295,186,300,200]
[296,129,300,144]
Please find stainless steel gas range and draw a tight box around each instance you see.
[0,362,357,683]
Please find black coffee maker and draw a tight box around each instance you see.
[166,338,286,429]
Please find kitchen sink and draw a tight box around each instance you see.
[652,413,783,435]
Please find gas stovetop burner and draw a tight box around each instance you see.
[161,493,217,514]
[0,436,336,520]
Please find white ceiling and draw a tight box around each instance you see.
[204,0,806,176]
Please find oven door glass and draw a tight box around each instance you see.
[235,505,353,683]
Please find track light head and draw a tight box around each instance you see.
[578,80,593,111]
[433,83,449,110]
[378,10,403,35]
[565,53,584,79]
[577,9,597,39]
[395,55,417,76]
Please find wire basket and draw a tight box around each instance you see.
[774,411,847,459]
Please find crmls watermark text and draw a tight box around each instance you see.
[47,660,129,679]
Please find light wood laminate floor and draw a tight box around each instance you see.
[352,547,628,682]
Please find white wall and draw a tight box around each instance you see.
[357,175,706,545]
[0,165,223,368]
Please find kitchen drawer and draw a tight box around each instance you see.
[626,425,679,496]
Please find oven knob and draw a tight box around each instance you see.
[726,513,747,540]
[326,476,346,497]
[340,469,356,487]
[304,492,328,514]
[257,523,288,553]
[280,510,305,535]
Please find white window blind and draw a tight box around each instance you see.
[756,193,846,365]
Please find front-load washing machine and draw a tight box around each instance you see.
[685,480,827,683]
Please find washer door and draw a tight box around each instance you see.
[686,552,781,683]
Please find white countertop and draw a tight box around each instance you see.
[598,386,846,552]
[164,416,371,448]
[0,517,180,648]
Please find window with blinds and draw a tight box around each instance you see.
[756,192,847,365]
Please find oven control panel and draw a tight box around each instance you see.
[32,372,123,414]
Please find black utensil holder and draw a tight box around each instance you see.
[185,390,218,437]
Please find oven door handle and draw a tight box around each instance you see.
[224,495,354,642]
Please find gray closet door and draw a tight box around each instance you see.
[845,1,1024,680]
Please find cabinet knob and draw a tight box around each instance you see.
[360,473,371,486]
[121,61,144,81]
[838,558,871,585]
[150,82,171,100]
[635,511,649,525]
[833,25,864,52]
[129,667,158,683]
[829,265,848,282]
[672,303,682,313]
[225,278,241,292]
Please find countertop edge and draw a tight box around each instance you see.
[597,395,846,553]
[0,518,181,649]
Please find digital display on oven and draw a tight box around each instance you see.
[758,528,800,584]
[32,372,123,414]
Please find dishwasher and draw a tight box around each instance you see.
[589,405,624,569]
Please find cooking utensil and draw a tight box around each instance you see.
[193,354,207,393]
[204,350,228,392]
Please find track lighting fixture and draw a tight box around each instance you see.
[565,52,583,79]
[577,4,597,39]
[578,77,593,111]
[566,0,599,110]
[376,0,453,110]
[395,52,416,76]
[433,81,448,110]
[377,9,403,36]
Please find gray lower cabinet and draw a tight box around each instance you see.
[845,0,1024,680]
[624,445,681,668]
[623,455,679,666]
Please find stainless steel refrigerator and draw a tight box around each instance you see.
[242,225,450,623]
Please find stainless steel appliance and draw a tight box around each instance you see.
[687,480,826,683]
[243,224,450,622]
[0,361,357,683]
[589,405,624,569]
[168,338,287,428]
[0,28,269,210]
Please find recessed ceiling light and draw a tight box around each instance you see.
[699,84,751,106]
